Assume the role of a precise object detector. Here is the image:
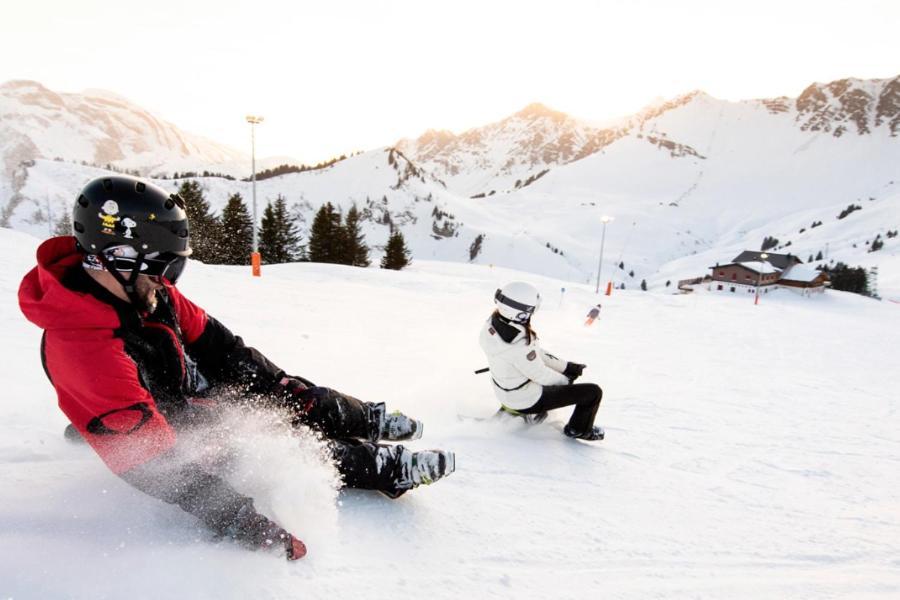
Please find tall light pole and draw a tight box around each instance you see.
[755,252,769,305]
[594,215,612,294]
[246,115,264,276]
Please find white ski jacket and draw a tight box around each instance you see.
[478,314,569,410]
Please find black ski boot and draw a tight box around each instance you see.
[563,425,605,441]
[369,403,423,442]
[381,410,423,441]
[382,448,455,498]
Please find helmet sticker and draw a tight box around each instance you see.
[98,200,121,235]
[121,217,137,239]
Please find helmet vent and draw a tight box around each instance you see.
[74,221,85,233]
[135,182,146,193]
[170,194,185,209]
[102,179,113,191]
[77,194,88,208]
[164,198,175,210]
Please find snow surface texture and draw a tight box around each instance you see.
[2,229,898,599]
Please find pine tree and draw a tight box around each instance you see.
[259,195,303,264]
[343,205,370,267]
[53,210,71,236]
[178,181,220,263]
[380,230,411,270]
[308,202,343,263]
[219,193,254,265]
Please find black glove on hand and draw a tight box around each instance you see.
[276,376,317,413]
[563,362,586,383]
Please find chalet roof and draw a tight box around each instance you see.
[732,251,802,270]
[781,263,828,283]
[709,261,781,274]
[737,261,780,275]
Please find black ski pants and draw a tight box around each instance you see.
[518,383,602,434]
[294,387,411,497]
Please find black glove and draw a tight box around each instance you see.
[275,376,318,416]
[563,362,586,383]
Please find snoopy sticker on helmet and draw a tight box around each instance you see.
[121,217,137,239]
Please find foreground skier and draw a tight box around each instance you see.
[479,282,604,440]
[18,175,454,561]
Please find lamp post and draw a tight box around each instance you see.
[755,252,769,305]
[246,115,264,276]
[594,215,612,294]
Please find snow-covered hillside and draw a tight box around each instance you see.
[0,80,265,178]
[3,75,899,298]
[2,228,898,599]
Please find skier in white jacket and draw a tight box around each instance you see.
[478,282,604,440]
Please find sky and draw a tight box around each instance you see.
[3,0,899,163]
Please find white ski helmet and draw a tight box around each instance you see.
[494,281,541,323]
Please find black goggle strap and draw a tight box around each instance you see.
[494,289,536,315]
[98,251,145,303]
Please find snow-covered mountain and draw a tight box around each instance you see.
[397,77,900,198]
[0,80,252,178]
[2,75,899,298]
[395,103,627,197]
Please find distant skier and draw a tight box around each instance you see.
[478,282,604,440]
[584,303,602,326]
[18,175,454,562]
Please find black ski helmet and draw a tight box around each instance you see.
[73,175,191,257]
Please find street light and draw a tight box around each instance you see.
[755,252,769,305]
[594,215,613,294]
[246,115,264,276]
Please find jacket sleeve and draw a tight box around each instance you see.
[167,286,288,394]
[45,333,177,474]
[186,315,287,394]
[509,342,570,387]
[540,349,567,373]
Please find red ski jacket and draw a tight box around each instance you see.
[19,237,211,473]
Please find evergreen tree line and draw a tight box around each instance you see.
[179,180,303,265]
[308,202,411,270]
[179,181,411,270]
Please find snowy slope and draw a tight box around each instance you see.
[2,228,899,599]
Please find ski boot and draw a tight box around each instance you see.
[371,404,423,442]
[382,448,455,498]
[563,424,605,441]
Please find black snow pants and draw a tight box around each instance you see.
[294,387,411,497]
[517,383,602,434]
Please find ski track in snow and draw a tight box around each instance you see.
[1,230,898,599]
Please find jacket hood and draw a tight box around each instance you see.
[19,236,120,332]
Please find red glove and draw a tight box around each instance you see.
[283,532,308,561]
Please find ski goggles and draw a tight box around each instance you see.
[494,288,540,315]
[102,251,188,284]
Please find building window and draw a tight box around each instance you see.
[719,271,725,277]
[717,284,723,291]
[731,273,736,281]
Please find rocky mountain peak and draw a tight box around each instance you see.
[795,75,899,137]
[512,102,569,124]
